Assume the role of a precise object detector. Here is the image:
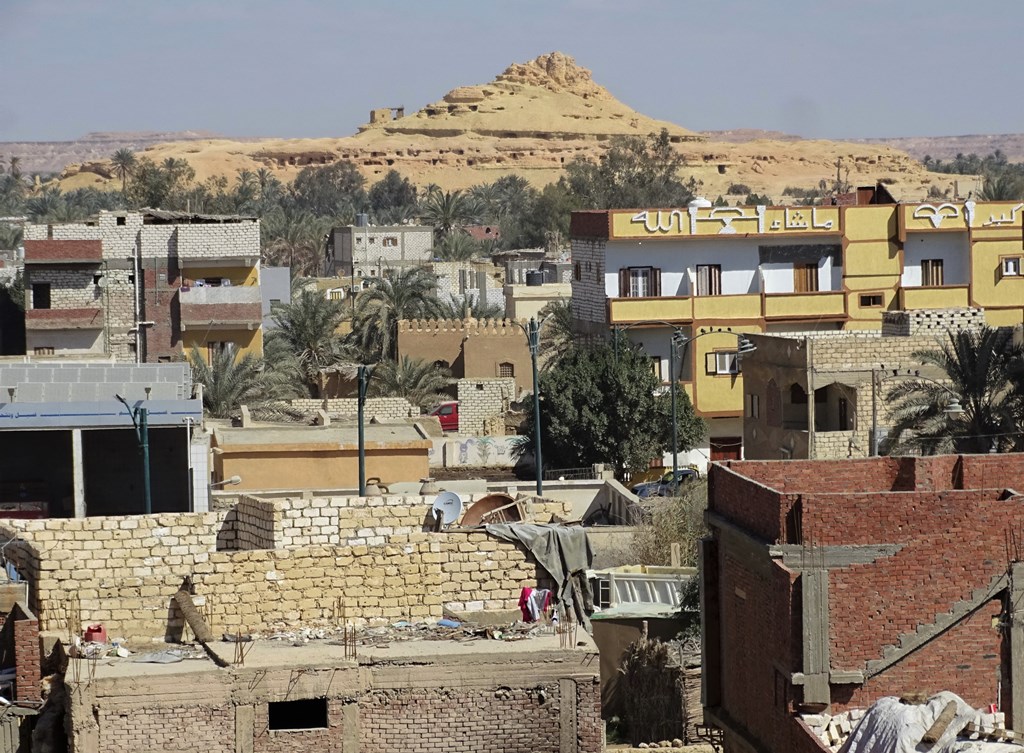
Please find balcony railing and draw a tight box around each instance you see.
[898,285,969,310]
[763,291,846,320]
[609,290,846,324]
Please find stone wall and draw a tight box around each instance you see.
[282,396,415,420]
[456,377,516,435]
[569,238,607,329]
[0,493,574,643]
[175,221,260,260]
[881,307,985,336]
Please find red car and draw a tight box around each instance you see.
[428,401,459,432]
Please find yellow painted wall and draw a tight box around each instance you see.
[213,446,429,491]
[844,240,901,278]
[609,297,692,324]
[970,240,1024,308]
[693,294,761,321]
[183,328,263,361]
[844,206,897,241]
[690,327,760,415]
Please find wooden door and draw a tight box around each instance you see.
[794,263,819,293]
[710,437,742,461]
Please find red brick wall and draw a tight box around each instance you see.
[12,606,39,703]
[142,259,182,362]
[99,705,234,752]
[709,464,791,542]
[253,698,348,753]
[720,458,903,494]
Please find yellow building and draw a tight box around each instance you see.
[570,191,1024,463]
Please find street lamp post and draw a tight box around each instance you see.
[869,368,964,456]
[511,316,551,496]
[357,364,376,496]
[115,393,152,515]
[613,323,756,480]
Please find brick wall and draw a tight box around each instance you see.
[457,377,516,434]
[99,705,234,753]
[11,604,39,703]
[252,698,348,753]
[0,493,574,642]
[570,238,607,328]
[282,396,414,420]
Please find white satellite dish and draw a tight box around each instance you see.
[431,491,463,526]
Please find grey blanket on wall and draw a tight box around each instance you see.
[484,523,594,630]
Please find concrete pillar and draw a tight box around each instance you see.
[341,703,360,753]
[801,568,831,705]
[234,704,254,753]
[1011,563,1024,730]
[72,429,86,518]
[559,678,578,753]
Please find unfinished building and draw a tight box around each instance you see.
[703,454,1024,752]
[1,491,602,752]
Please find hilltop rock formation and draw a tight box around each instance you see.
[52,52,966,199]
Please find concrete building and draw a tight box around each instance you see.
[433,259,505,311]
[571,193,1024,464]
[505,280,571,320]
[703,454,1024,752]
[740,308,985,460]
[259,265,291,330]
[210,423,432,491]
[324,223,433,278]
[23,209,264,363]
[0,492,602,752]
[0,361,205,517]
[397,318,532,394]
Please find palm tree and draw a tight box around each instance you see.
[419,189,478,239]
[437,293,505,321]
[266,288,352,394]
[349,266,443,360]
[884,326,1023,455]
[368,356,452,410]
[262,209,332,276]
[435,231,479,262]
[111,149,136,191]
[537,299,574,361]
[189,347,297,418]
[7,157,22,181]
[978,173,1024,201]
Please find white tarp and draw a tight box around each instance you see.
[840,692,1021,753]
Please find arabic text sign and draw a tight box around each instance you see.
[610,206,841,239]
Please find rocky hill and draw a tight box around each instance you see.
[49,53,975,200]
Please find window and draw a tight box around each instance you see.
[574,263,581,281]
[439,404,454,416]
[921,259,944,286]
[382,237,398,247]
[498,362,514,378]
[706,351,741,375]
[696,265,722,296]
[207,341,236,363]
[650,357,662,382]
[746,393,760,418]
[617,267,660,298]
[793,262,818,293]
[268,698,328,731]
[31,283,51,310]
[859,293,884,308]
[1002,257,1022,277]
[33,346,54,356]
[369,237,376,244]
[116,216,126,226]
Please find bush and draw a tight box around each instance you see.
[726,183,751,195]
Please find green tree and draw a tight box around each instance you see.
[368,170,417,218]
[978,173,1024,201]
[189,347,296,418]
[367,356,452,410]
[266,289,352,394]
[884,326,1023,454]
[261,208,332,276]
[437,293,505,321]
[349,267,443,360]
[290,160,366,217]
[537,299,574,360]
[123,156,196,209]
[521,340,705,476]
[563,128,699,209]
[111,149,137,191]
[435,231,479,262]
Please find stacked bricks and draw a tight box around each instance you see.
[881,307,985,336]
[569,237,608,328]
[456,377,516,435]
[282,396,414,420]
[252,699,349,753]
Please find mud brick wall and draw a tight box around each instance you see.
[98,704,235,753]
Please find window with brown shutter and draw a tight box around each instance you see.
[619,267,660,297]
[794,263,818,293]
[922,259,944,286]
[696,265,722,296]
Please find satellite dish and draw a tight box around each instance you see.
[431,491,463,526]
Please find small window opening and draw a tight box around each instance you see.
[268,698,328,731]
[116,216,126,226]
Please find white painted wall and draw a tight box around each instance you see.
[761,255,837,294]
[26,329,104,355]
[901,232,969,286]
[605,239,761,297]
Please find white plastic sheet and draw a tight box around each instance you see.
[840,692,979,753]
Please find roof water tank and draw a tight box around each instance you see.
[525,270,544,287]
[355,213,370,227]
[688,197,713,208]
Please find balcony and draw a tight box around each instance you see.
[179,285,262,331]
[763,291,846,320]
[25,308,103,330]
[898,286,970,310]
[608,294,766,324]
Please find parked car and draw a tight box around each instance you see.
[427,401,459,432]
[631,468,700,498]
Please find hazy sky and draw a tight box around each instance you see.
[2,0,1022,142]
